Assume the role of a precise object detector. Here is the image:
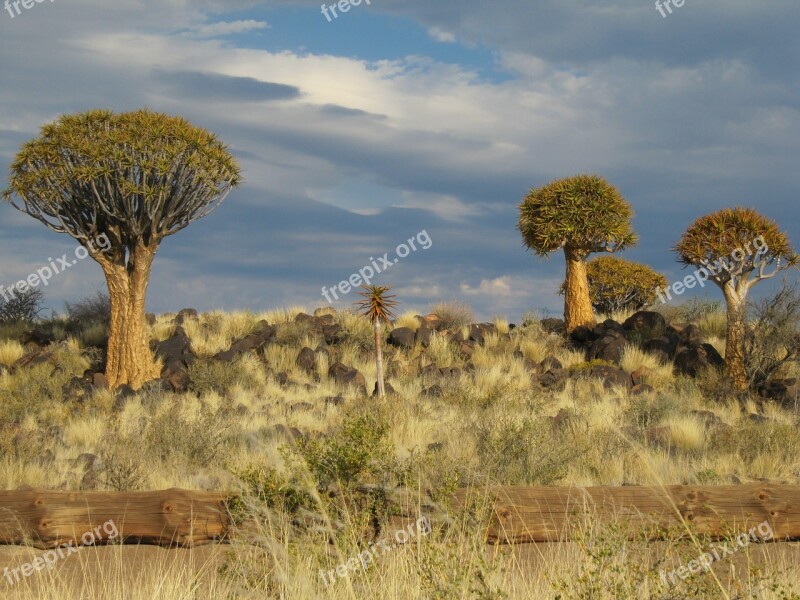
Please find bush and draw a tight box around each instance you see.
[188,357,262,396]
[562,256,667,314]
[430,301,474,330]
[65,291,110,326]
[0,288,44,324]
[745,281,800,386]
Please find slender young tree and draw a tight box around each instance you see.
[518,175,637,331]
[355,285,398,398]
[674,207,797,390]
[3,109,241,388]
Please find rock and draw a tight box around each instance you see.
[322,324,342,345]
[588,365,631,389]
[154,327,193,362]
[324,395,345,407]
[427,442,446,453]
[290,402,314,412]
[20,329,55,352]
[587,330,628,364]
[623,311,667,339]
[415,324,433,348]
[439,367,461,378]
[421,314,445,331]
[276,372,289,386]
[691,410,723,429]
[538,370,567,390]
[680,324,705,344]
[643,337,676,362]
[145,313,156,326]
[388,327,416,349]
[569,325,596,345]
[142,378,172,393]
[214,321,276,362]
[174,308,198,325]
[11,348,56,370]
[372,381,396,396]
[296,347,317,373]
[92,373,109,389]
[748,413,771,424]
[469,323,497,345]
[630,383,655,396]
[74,452,100,470]
[422,384,443,398]
[540,318,566,335]
[294,312,315,326]
[314,307,337,316]
[757,379,799,410]
[674,343,724,377]
[540,356,563,372]
[420,363,439,378]
[458,341,476,359]
[328,362,366,394]
[630,367,650,387]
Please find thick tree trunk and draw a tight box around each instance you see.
[99,243,158,390]
[374,321,385,397]
[563,247,596,332]
[723,283,748,390]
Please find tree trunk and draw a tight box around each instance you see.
[99,243,158,390]
[374,320,385,397]
[723,283,748,390]
[563,247,596,332]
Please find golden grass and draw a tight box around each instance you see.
[0,340,25,366]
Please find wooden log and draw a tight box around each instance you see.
[0,488,230,549]
[453,483,800,544]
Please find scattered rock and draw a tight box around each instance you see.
[422,384,443,398]
[325,395,345,407]
[388,327,416,349]
[674,343,724,377]
[630,383,655,396]
[322,324,342,345]
[757,379,799,410]
[328,362,367,394]
[20,329,54,352]
[296,347,317,373]
[415,324,433,348]
[623,311,667,339]
[372,381,396,396]
[174,308,198,325]
[588,365,631,389]
[539,318,566,335]
[290,402,314,412]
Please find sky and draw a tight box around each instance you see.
[1,0,798,322]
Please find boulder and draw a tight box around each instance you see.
[372,381,396,396]
[422,384,443,398]
[643,337,676,362]
[587,330,628,364]
[674,343,724,377]
[415,324,433,348]
[322,324,342,345]
[757,379,799,410]
[296,347,317,373]
[539,318,566,335]
[328,362,366,393]
[623,311,667,339]
[20,329,55,352]
[388,327,416,349]
[588,365,631,389]
[174,308,198,325]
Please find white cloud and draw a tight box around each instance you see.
[427,27,456,43]
[186,20,270,38]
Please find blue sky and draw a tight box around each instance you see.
[1,0,798,321]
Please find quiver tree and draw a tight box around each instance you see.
[560,256,667,315]
[674,207,798,390]
[518,175,637,331]
[3,109,241,389]
[355,285,398,398]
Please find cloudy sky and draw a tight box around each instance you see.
[1,0,798,322]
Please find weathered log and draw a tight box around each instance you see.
[453,484,800,544]
[0,488,229,549]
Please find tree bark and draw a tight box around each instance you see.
[563,247,596,331]
[99,243,159,389]
[374,321,385,397]
[723,283,748,390]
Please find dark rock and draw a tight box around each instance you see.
[388,327,416,349]
[540,318,566,335]
[422,384,443,398]
[174,308,198,325]
[276,372,289,386]
[747,413,771,424]
[214,322,276,362]
[588,365,632,389]
[569,325,596,345]
[420,363,439,378]
[540,356,563,372]
[372,381,396,396]
[427,442,446,453]
[12,348,55,370]
[155,327,193,362]
[469,323,497,345]
[421,314,445,331]
[757,379,799,410]
[145,313,156,326]
[328,362,366,393]
[691,410,723,429]
[325,395,345,407]
[20,329,55,352]
[674,343,724,377]
[587,330,628,364]
[113,385,137,411]
[623,311,667,339]
[415,324,433,348]
[439,367,461,378]
[294,312,315,325]
[643,337,676,362]
[630,383,655,396]
[322,324,342,345]
[166,370,189,392]
[296,347,317,373]
[538,370,567,390]
[458,341,476,359]
[92,373,109,389]
[290,402,314,412]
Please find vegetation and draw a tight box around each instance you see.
[563,256,668,314]
[0,287,44,324]
[3,109,241,389]
[674,207,798,389]
[518,175,637,332]
[354,285,398,397]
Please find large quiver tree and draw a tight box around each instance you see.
[518,174,637,331]
[674,207,798,390]
[3,109,241,388]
